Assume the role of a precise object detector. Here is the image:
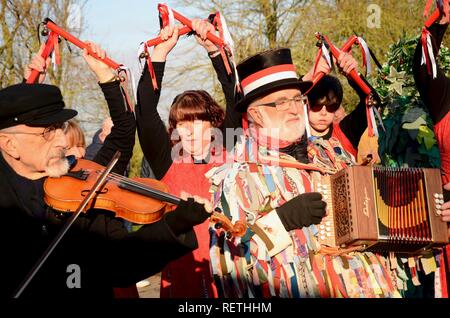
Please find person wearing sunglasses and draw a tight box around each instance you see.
[302,52,373,171]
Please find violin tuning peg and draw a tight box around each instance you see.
[214,207,222,213]
[226,232,233,240]
[214,222,223,230]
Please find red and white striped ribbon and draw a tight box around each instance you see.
[357,37,372,75]
[158,3,175,28]
[421,28,437,79]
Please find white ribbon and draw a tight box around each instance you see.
[369,107,379,137]
[358,37,372,75]
[421,33,437,79]
[217,11,241,90]
[158,3,175,28]
[119,66,137,107]
[304,103,311,138]
[373,105,385,132]
[51,50,57,73]
[137,42,146,73]
[321,43,332,69]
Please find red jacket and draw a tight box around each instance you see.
[160,159,220,298]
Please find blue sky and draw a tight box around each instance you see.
[84,0,163,55]
[83,0,199,72]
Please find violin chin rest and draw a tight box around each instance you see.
[65,155,78,169]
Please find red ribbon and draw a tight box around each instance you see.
[211,12,232,76]
[27,18,134,112]
[144,43,158,90]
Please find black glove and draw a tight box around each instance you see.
[276,192,326,231]
[443,188,450,203]
[164,198,211,236]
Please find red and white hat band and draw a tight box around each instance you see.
[240,64,297,95]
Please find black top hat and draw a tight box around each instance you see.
[0,83,77,130]
[235,48,312,112]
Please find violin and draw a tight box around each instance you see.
[44,158,247,237]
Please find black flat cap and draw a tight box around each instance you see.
[0,83,77,129]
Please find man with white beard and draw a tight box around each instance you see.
[206,48,446,298]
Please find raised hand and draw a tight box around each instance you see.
[24,43,51,84]
[302,56,331,81]
[191,18,218,53]
[82,42,115,83]
[336,50,358,75]
[152,25,180,62]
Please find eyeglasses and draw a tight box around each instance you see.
[4,122,69,141]
[255,95,309,111]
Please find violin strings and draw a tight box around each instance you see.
[92,170,176,201]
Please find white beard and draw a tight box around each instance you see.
[45,157,70,178]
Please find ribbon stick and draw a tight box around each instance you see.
[210,11,241,92]
[27,30,60,84]
[310,35,359,88]
[145,25,191,47]
[317,33,372,95]
[171,8,225,47]
[421,1,450,78]
[143,4,237,91]
[27,18,134,111]
[313,33,381,137]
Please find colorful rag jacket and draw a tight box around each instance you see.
[307,135,356,174]
[206,134,448,298]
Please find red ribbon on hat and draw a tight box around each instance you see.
[26,18,134,111]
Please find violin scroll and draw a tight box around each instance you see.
[210,209,246,238]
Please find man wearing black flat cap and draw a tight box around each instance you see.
[0,42,212,298]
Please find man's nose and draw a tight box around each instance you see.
[56,130,69,148]
[286,100,300,114]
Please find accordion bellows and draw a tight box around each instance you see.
[314,166,448,254]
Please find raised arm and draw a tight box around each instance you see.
[191,19,241,148]
[79,42,136,175]
[413,19,450,124]
[136,26,179,180]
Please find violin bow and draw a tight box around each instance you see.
[13,151,121,298]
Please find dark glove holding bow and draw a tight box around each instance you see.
[165,198,211,236]
[276,192,327,231]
